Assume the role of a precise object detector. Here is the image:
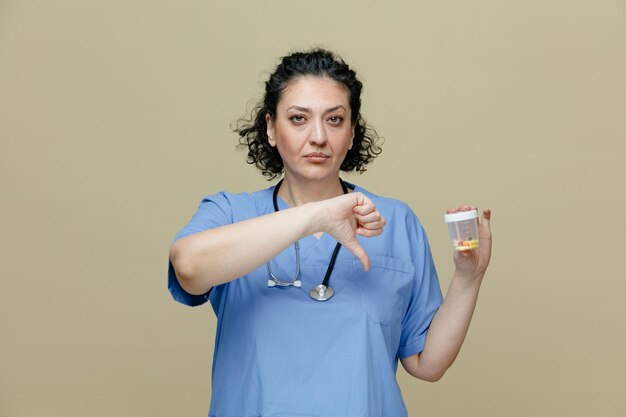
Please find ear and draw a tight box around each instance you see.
[266,113,276,147]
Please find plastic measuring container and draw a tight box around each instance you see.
[444,210,479,251]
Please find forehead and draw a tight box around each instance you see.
[278,76,350,109]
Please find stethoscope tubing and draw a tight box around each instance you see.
[267,178,348,300]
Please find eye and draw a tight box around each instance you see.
[328,116,344,125]
[289,114,306,123]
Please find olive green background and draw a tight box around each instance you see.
[1,1,625,416]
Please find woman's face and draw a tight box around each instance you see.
[266,76,355,184]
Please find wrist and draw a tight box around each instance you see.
[452,269,484,286]
[298,201,325,237]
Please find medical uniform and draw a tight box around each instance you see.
[168,182,443,417]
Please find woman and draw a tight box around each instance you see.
[168,49,492,416]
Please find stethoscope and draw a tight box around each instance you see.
[266,178,348,301]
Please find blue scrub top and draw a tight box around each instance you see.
[168,182,443,417]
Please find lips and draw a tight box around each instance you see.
[305,152,329,158]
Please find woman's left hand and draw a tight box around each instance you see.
[447,206,492,279]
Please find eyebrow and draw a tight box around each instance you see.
[286,105,347,113]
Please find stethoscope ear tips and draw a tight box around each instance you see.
[267,279,302,288]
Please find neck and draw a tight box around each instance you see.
[278,175,346,207]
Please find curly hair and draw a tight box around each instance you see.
[234,49,382,180]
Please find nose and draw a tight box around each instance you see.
[308,119,328,146]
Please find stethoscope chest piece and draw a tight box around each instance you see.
[309,284,334,301]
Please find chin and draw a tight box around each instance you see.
[289,167,340,182]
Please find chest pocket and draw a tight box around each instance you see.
[353,256,415,326]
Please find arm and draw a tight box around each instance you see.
[401,207,492,382]
[169,192,386,295]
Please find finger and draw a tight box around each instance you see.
[353,192,372,207]
[355,210,382,223]
[344,240,370,271]
[481,208,491,227]
[358,220,386,230]
[353,203,376,216]
[356,227,384,237]
[448,205,479,214]
[357,215,386,230]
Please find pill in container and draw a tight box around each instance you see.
[444,210,479,251]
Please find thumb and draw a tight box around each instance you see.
[343,239,370,271]
[481,209,492,228]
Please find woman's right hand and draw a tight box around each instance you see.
[171,191,385,294]
[314,192,386,271]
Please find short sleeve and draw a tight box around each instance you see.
[397,214,444,359]
[167,192,233,307]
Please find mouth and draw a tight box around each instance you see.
[305,152,330,158]
[304,152,330,163]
